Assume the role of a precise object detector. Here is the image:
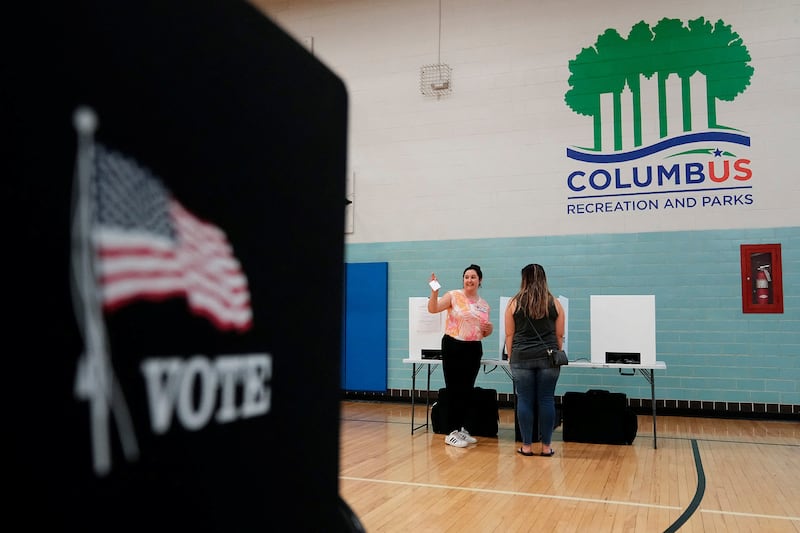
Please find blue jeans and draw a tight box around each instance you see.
[510,361,560,446]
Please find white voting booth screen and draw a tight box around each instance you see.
[498,296,569,359]
[408,297,445,359]
[590,295,656,364]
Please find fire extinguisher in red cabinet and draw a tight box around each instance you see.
[755,265,771,304]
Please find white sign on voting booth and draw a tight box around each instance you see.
[408,296,446,359]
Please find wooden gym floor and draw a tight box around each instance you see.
[338,401,800,533]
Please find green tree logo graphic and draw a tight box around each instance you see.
[565,17,754,152]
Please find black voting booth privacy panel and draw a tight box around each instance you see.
[7,1,361,531]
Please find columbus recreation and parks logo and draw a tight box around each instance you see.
[564,17,754,215]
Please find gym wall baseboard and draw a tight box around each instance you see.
[342,389,800,421]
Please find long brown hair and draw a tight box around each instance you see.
[512,263,554,319]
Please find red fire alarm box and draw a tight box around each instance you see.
[740,244,783,314]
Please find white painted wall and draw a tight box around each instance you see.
[253,0,800,243]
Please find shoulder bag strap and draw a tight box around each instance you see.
[525,315,555,355]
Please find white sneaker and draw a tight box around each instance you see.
[457,427,477,444]
[445,430,468,448]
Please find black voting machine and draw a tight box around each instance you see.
[8,1,362,530]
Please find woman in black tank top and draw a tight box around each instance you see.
[505,264,565,457]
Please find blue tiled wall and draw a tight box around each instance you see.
[345,227,799,406]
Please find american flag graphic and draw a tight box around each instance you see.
[92,145,252,332]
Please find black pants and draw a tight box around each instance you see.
[441,334,482,433]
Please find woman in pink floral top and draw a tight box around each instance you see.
[428,264,493,447]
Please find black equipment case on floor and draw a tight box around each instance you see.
[514,404,563,442]
[562,390,638,445]
[431,387,499,437]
